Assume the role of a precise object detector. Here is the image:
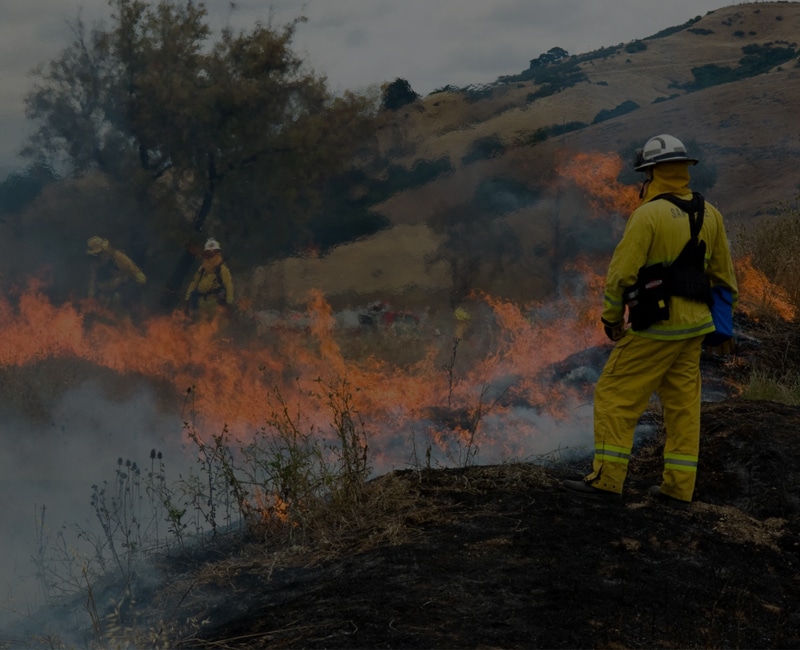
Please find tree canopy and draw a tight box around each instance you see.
[23,0,383,304]
[381,78,419,111]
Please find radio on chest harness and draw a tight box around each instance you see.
[623,192,712,331]
[189,262,228,308]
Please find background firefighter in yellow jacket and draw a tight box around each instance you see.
[86,236,147,311]
[185,238,234,317]
[562,134,738,505]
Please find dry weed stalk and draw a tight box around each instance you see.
[442,335,461,409]
[736,195,800,309]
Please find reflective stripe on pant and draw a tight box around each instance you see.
[584,334,702,501]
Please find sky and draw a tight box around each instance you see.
[0,0,749,178]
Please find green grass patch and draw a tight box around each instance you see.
[742,370,800,405]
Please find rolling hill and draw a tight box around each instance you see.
[253,1,800,311]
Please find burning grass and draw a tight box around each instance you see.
[3,312,790,645]
[3,168,800,646]
[0,295,603,646]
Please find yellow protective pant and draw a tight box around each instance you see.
[584,334,703,502]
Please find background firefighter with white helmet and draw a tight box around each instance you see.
[86,236,147,311]
[562,134,738,506]
[185,237,234,316]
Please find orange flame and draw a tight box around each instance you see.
[2,149,639,470]
[557,150,641,217]
[734,256,796,322]
[8,152,787,474]
[0,274,608,470]
[252,488,292,526]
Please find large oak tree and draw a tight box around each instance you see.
[23,0,381,305]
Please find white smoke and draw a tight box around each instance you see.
[0,379,184,631]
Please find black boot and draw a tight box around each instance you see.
[560,479,621,500]
[648,485,690,509]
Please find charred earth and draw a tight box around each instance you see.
[3,337,800,648]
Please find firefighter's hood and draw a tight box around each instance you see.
[201,252,223,273]
[87,236,110,255]
[642,161,692,203]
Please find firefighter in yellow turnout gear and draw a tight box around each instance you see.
[185,238,234,317]
[86,236,147,310]
[562,135,738,505]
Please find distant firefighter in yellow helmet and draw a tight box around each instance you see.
[453,306,471,340]
[86,236,147,310]
[185,238,234,317]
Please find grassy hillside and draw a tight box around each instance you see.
[384,1,800,202]
[253,2,800,311]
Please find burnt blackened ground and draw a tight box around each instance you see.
[5,404,800,648]
[136,394,800,649]
[4,328,800,648]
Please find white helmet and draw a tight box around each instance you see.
[204,237,221,252]
[634,134,698,172]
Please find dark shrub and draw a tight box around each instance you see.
[382,78,419,111]
[678,43,798,91]
[462,134,505,166]
[520,121,587,146]
[592,100,640,124]
[473,178,541,215]
[361,157,454,204]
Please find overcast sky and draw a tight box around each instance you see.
[0,0,748,177]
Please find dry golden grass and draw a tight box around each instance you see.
[400,2,800,170]
[253,3,800,311]
[246,224,450,308]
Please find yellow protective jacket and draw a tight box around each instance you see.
[89,248,146,298]
[185,254,234,305]
[602,162,738,340]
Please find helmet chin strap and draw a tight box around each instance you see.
[639,177,651,200]
[638,168,654,199]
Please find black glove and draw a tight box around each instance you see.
[603,321,626,342]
